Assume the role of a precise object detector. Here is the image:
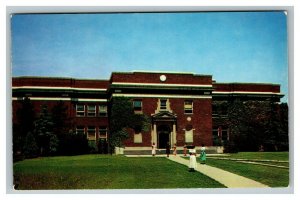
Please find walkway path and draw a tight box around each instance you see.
[167,155,270,188]
[208,157,289,169]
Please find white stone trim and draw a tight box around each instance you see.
[212,91,283,95]
[123,147,152,150]
[12,97,71,101]
[78,99,107,102]
[112,93,212,99]
[112,82,212,88]
[12,86,107,91]
[12,97,107,102]
[131,70,194,74]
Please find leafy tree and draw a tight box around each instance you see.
[97,139,108,154]
[227,99,289,152]
[264,101,289,151]
[13,97,35,156]
[49,134,59,154]
[23,132,39,158]
[278,103,289,150]
[57,132,89,155]
[51,101,72,136]
[34,104,58,156]
[109,97,150,150]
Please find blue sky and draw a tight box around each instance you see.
[11,12,288,102]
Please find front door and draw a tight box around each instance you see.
[157,125,171,149]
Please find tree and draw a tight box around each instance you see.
[57,132,89,155]
[34,104,58,156]
[51,101,71,136]
[227,99,289,152]
[264,101,289,151]
[13,97,35,158]
[278,103,289,150]
[23,132,39,158]
[109,97,151,151]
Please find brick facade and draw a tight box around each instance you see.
[12,71,283,151]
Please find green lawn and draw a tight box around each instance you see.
[216,152,289,161]
[13,155,225,190]
[205,152,289,187]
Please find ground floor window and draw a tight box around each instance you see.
[212,129,221,145]
[99,126,107,139]
[212,127,229,145]
[134,132,142,143]
[185,129,193,143]
[87,126,96,140]
[76,126,85,135]
[222,129,229,141]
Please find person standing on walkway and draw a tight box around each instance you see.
[188,145,197,172]
[166,142,171,157]
[152,142,157,156]
[173,143,177,156]
[200,144,206,164]
[183,143,187,156]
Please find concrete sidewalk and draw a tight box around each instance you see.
[167,155,270,188]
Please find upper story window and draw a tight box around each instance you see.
[99,105,108,117]
[87,105,96,117]
[76,104,85,117]
[160,99,167,110]
[133,100,142,113]
[184,100,193,114]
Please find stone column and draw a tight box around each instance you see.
[172,122,177,145]
[153,122,157,145]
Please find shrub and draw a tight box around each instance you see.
[23,132,39,158]
[57,133,89,156]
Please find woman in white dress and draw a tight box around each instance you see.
[189,146,197,172]
[152,142,156,156]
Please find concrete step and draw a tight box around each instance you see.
[124,149,219,155]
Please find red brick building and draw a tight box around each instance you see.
[12,71,284,153]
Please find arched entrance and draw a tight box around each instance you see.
[157,125,171,149]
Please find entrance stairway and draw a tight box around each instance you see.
[123,147,222,155]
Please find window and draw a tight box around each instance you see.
[87,105,96,117]
[212,103,218,116]
[184,100,193,114]
[133,100,142,113]
[76,126,85,135]
[160,99,167,110]
[134,133,142,143]
[87,126,96,140]
[185,129,193,143]
[99,105,107,117]
[222,130,228,141]
[99,126,107,139]
[76,104,85,116]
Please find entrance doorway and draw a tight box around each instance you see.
[157,125,171,149]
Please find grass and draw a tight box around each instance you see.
[13,155,225,190]
[217,152,289,161]
[204,152,289,187]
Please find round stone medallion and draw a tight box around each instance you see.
[160,75,167,82]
